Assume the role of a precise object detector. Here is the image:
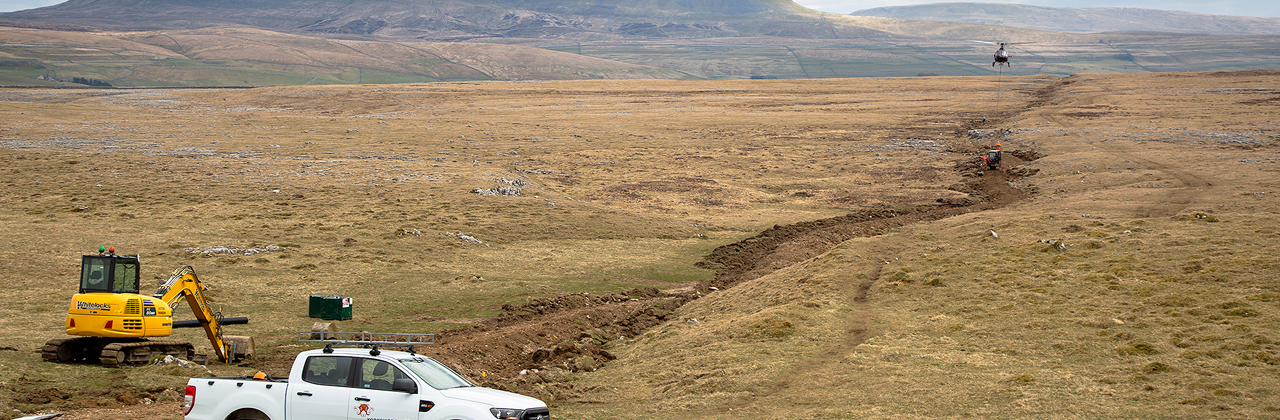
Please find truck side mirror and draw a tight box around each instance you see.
[392,378,418,394]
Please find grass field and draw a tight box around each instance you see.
[1,71,1279,418]
[564,71,1280,418]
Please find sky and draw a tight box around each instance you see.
[1,0,1277,17]
[1,0,58,12]
[801,0,1278,17]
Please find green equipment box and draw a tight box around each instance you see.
[308,294,353,320]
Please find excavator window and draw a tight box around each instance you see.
[112,259,140,293]
[80,255,141,294]
[81,257,110,293]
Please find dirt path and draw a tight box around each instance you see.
[208,133,1036,407]
[1022,76,1216,218]
[701,262,880,417]
[1109,141,1216,218]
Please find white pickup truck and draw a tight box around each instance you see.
[183,346,550,420]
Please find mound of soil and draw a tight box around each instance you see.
[438,288,697,380]
[7,378,177,413]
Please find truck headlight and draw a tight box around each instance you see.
[490,408,525,419]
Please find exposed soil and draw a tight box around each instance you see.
[5,375,184,420]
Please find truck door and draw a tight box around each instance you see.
[290,355,355,420]
[349,358,421,420]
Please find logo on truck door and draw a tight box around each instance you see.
[354,403,374,417]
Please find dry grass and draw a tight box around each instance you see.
[2,71,1278,418]
[565,71,1280,419]
[0,75,1005,416]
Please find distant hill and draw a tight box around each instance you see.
[0,26,690,86]
[851,3,1280,35]
[0,0,817,41]
[4,1,1280,84]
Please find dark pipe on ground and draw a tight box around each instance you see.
[173,317,249,328]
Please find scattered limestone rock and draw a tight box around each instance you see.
[394,228,422,237]
[184,245,283,256]
[474,186,522,197]
[443,231,488,247]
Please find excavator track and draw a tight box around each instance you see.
[99,340,195,367]
[42,336,115,363]
[42,337,195,367]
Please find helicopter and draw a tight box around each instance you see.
[993,42,1011,67]
[971,41,1031,68]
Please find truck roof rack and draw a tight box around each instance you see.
[297,331,435,355]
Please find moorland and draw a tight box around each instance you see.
[1,70,1279,419]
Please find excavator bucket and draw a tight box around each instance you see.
[225,335,255,359]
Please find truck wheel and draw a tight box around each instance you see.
[226,409,271,420]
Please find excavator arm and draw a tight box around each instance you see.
[154,265,239,363]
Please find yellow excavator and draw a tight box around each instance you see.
[42,246,253,367]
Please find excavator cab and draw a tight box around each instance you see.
[80,248,140,294]
[982,142,1003,171]
[985,149,1002,169]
